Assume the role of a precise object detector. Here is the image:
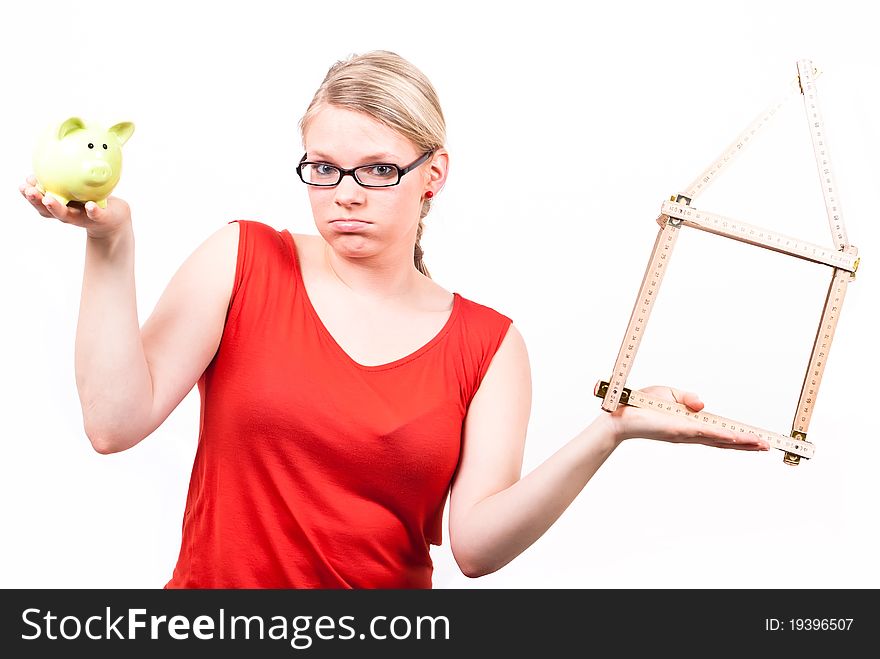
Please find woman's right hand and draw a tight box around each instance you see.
[19,175,131,240]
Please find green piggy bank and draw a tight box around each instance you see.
[32,117,135,208]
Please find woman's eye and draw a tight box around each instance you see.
[315,165,336,176]
[370,165,395,177]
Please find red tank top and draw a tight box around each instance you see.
[165,220,513,588]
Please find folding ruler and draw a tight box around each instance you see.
[595,60,859,466]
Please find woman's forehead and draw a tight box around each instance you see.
[307,149,400,162]
[304,106,414,161]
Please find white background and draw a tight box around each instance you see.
[1,0,877,589]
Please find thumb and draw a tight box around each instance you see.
[84,201,102,220]
[673,388,704,412]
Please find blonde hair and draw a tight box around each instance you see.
[299,50,446,278]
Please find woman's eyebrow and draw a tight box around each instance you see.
[308,151,399,162]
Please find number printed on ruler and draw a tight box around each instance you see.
[794,268,850,433]
[798,59,848,249]
[606,223,680,408]
[660,201,858,271]
[685,80,801,200]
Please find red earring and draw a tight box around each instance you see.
[424,190,434,199]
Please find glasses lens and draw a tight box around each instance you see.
[355,165,400,187]
[300,163,340,185]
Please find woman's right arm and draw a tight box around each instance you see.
[20,176,239,454]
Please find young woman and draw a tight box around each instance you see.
[19,50,768,589]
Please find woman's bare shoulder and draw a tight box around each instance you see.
[289,231,322,245]
[287,231,323,265]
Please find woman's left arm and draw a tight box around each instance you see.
[448,324,767,579]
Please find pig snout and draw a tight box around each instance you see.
[81,161,113,186]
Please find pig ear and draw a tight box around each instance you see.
[57,117,86,140]
[108,122,135,145]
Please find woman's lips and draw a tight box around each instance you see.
[331,219,371,231]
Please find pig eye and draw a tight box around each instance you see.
[88,143,94,149]
[102,144,108,149]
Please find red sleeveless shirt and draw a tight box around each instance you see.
[165,220,513,588]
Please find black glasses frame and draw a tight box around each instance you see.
[296,150,434,188]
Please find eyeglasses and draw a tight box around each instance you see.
[296,150,434,188]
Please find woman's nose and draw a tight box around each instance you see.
[333,174,365,205]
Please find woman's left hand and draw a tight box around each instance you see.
[604,385,770,451]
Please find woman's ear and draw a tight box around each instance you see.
[426,148,449,190]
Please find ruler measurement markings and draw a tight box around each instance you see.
[652,75,810,227]
[684,78,802,199]
[661,201,858,271]
[792,266,851,435]
[798,59,849,250]
[602,223,681,412]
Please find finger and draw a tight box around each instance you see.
[21,185,54,218]
[26,175,37,186]
[688,436,767,451]
[42,195,85,224]
[671,387,704,412]
[716,429,769,450]
[720,441,768,451]
[728,427,770,449]
[682,422,769,450]
[41,194,62,218]
[83,201,103,222]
